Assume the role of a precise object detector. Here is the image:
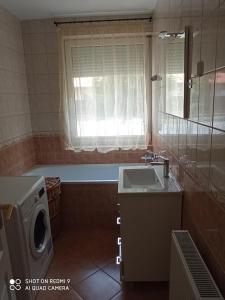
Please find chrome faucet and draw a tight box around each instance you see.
[141,151,170,177]
[150,155,170,178]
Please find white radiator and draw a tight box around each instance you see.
[169,230,224,300]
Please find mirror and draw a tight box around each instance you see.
[159,27,190,118]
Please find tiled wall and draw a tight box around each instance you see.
[22,19,60,135]
[0,6,35,175]
[61,183,118,229]
[0,136,35,175]
[34,134,150,164]
[152,0,225,295]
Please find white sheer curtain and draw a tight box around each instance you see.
[58,21,150,152]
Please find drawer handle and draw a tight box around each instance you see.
[117,237,121,245]
[116,217,121,225]
[116,256,121,265]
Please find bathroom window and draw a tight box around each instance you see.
[61,36,150,152]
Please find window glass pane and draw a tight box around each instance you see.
[70,41,146,138]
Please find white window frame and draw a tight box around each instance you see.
[63,35,151,147]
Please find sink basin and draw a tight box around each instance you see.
[119,166,165,193]
[123,168,163,189]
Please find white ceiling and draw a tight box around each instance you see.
[0,0,157,20]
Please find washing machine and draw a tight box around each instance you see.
[0,176,53,300]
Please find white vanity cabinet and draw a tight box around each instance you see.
[117,165,182,282]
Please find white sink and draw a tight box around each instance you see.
[123,167,163,189]
[118,165,166,193]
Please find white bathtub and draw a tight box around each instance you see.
[24,163,140,183]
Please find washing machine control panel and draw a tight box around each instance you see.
[21,183,47,216]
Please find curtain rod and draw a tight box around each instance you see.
[54,17,152,26]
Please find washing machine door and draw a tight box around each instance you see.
[30,204,49,258]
